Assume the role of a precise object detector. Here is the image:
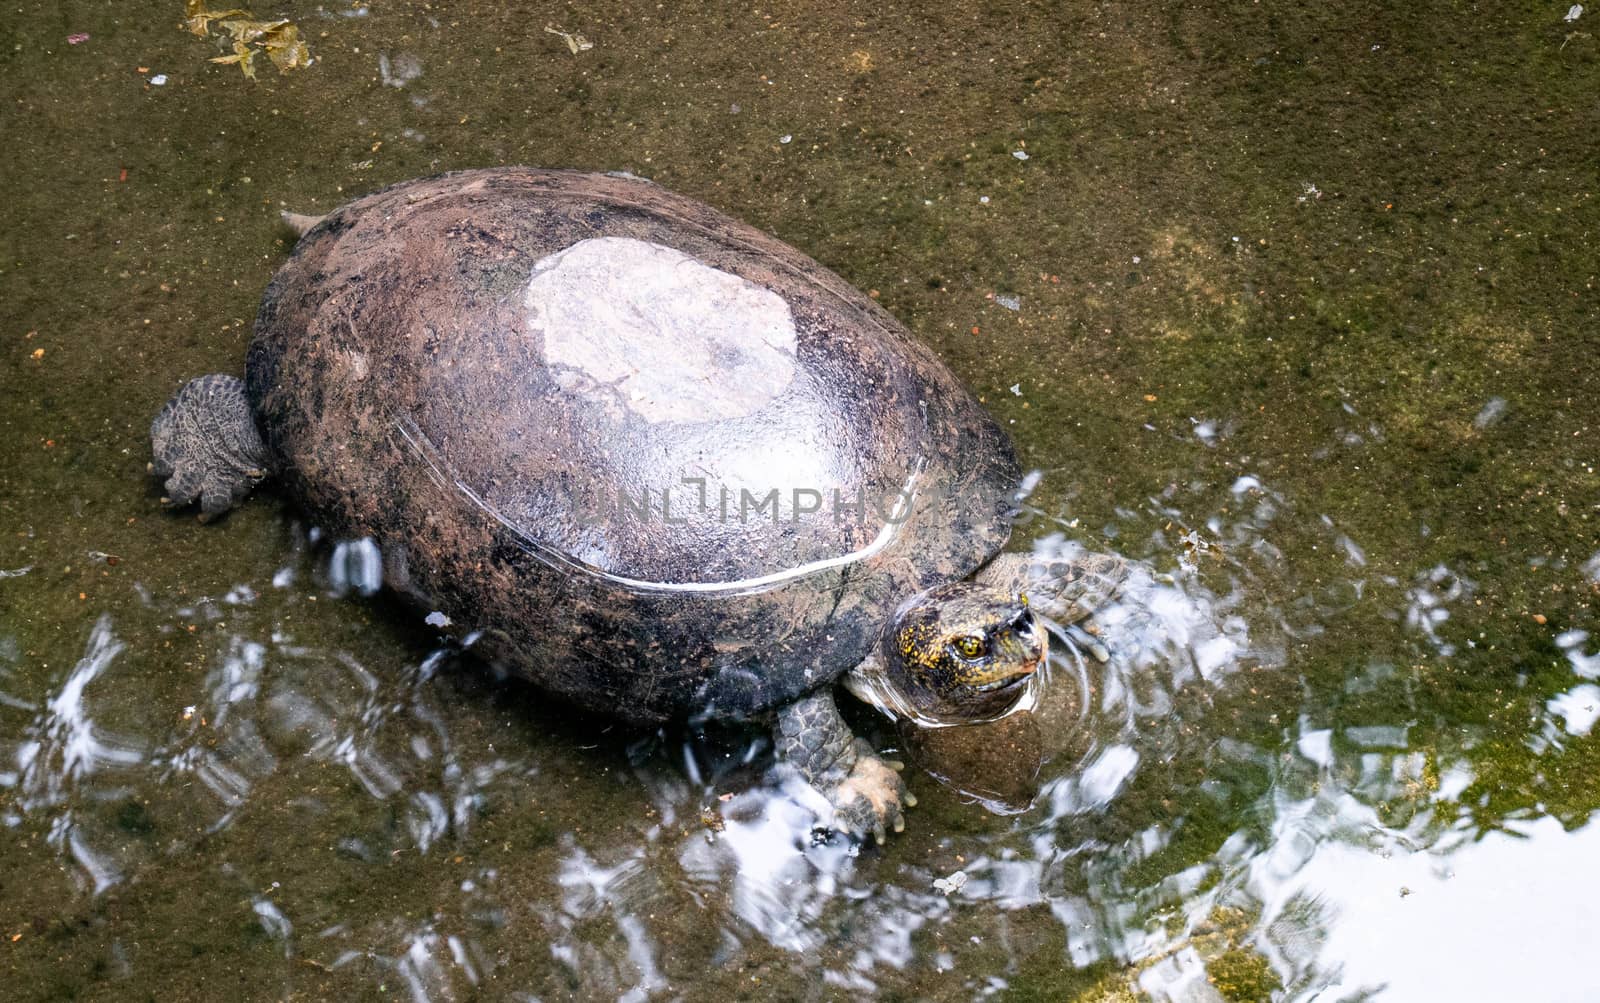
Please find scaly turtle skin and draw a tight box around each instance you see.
[149,374,271,520]
[149,168,1134,842]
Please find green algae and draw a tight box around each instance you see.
[1207,948,1281,1003]
[2,0,1599,999]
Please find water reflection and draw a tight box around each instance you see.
[8,615,145,893]
[1239,784,1600,1002]
[1403,564,1476,657]
[1558,627,1600,679]
[1,467,1597,1001]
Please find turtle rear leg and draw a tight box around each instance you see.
[149,374,273,521]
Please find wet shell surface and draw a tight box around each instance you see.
[246,168,1020,722]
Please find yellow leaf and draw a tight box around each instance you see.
[263,23,310,72]
[186,5,310,78]
[209,38,257,79]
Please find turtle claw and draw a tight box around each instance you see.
[1063,622,1112,663]
[825,751,911,844]
[903,791,918,808]
[776,693,914,845]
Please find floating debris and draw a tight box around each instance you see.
[149,74,169,85]
[67,33,90,45]
[1565,4,1583,22]
[183,3,245,35]
[993,293,1021,311]
[933,870,968,895]
[1011,150,1029,160]
[544,24,593,54]
[184,2,311,80]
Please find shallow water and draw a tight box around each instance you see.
[3,1,1598,1000]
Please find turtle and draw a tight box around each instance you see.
[149,168,1131,843]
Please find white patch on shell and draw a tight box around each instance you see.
[525,237,798,424]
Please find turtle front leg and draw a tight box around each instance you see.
[774,688,914,844]
[149,374,273,521]
[976,549,1134,661]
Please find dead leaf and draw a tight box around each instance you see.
[210,38,258,79]
[183,2,249,36]
[219,18,290,43]
[263,23,310,71]
[186,4,311,79]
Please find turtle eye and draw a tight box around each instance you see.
[952,635,987,659]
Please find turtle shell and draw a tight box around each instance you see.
[246,168,1020,723]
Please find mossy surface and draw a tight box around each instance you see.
[1,1,1597,999]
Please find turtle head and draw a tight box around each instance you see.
[878,581,1045,722]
